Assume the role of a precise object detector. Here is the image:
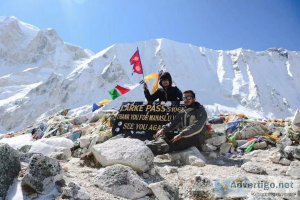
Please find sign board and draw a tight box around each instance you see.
[112,102,184,140]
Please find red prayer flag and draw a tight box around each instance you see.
[130,49,143,74]
[115,85,130,94]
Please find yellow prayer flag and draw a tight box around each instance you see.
[151,75,160,94]
[97,99,112,106]
[144,72,159,82]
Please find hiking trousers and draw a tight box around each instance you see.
[164,131,207,152]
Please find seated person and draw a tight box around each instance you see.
[147,90,210,155]
[144,71,182,102]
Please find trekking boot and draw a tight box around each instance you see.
[146,138,169,155]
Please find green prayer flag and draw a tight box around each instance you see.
[108,88,121,100]
[245,141,256,153]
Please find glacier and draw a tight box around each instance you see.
[1,16,300,134]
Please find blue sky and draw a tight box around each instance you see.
[0,0,299,52]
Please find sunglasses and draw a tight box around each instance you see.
[183,96,193,100]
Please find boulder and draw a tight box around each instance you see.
[88,135,99,151]
[72,116,88,125]
[201,144,217,152]
[50,148,71,160]
[79,135,91,148]
[21,154,63,194]
[208,152,218,159]
[62,182,90,200]
[278,158,291,166]
[18,144,32,153]
[169,146,206,167]
[277,136,292,149]
[205,135,226,146]
[283,146,297,157]
[37,137,74,149]
[191,175,215,200]
[253,141,267,150]
[20,152,39,163]
[88,113,101,123]
[0,144,21,199]
[236,140,248,147]
[93,164,150,199]
[149,181,179,200]
[219,143,233,155]
[241,162,266,174]
[236,123,267,139]
[145,138,169,155]
[285,145,300,160]
[0,134,33,150]
[291,109,300,132]
[286,161,300,179]
[92,138,154,172]
[29,137,73,160]
[163,166,178,174]
[96,131,112,143]
[269,150,282,164]
[295,146,300,159]
[80,152,101,168]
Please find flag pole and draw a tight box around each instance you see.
[137,47,145,81]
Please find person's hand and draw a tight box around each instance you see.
[143,83,148,90]
[154,129,165,139]
[171,134,182,143]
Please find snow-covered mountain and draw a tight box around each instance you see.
[1,16,300,134]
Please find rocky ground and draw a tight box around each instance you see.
[58,148,299,200]
[0,110,300,200]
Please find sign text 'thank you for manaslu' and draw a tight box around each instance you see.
[112,102,184,140]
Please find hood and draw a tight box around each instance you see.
[159,72,172,87]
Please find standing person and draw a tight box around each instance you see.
[143,71,182,102]
[146,90,210,155]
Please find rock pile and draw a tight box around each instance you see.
[0,109,299,199]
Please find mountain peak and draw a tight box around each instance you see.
[0,17,91,67]
[0,19,300,134]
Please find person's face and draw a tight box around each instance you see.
[161,79,170,87]
[183,92,195,106]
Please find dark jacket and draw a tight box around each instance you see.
[144,86,183,102]
[162,102,208,138]
[144,71,183,102]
